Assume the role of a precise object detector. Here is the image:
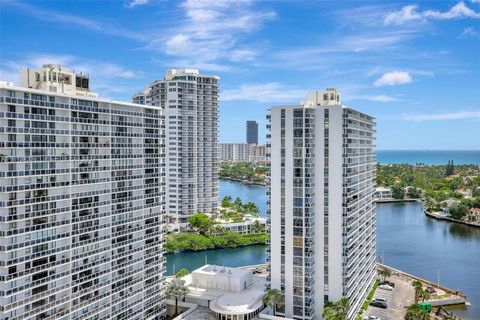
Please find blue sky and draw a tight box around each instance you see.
[1,0,479,150]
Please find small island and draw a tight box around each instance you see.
[165,196,267,253]
[377,162,480,227]
[219,162,268,185]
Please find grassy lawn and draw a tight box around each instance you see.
[356,279,380,320]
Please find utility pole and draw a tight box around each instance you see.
[437,270,440,290]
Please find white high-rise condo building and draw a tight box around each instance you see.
[0,64,166,320]
[145,69,219,224]
[220,143,251,162]
[267,88,376,319]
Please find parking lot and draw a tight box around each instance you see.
[364,275,415,320]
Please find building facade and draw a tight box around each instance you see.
[374,187,393,200]
[20,64,97,98]
[0,66,166,320]
[220,143,251,162]
[146,69,219,224]
[219,143,268,163]
[132,92,147,105]
[249,145,268,163]
[182,265,265,320]
[246,121,258,145]
[267,88,376,319]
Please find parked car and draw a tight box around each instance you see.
[380,281,395,288]
[427,286,436,293]
[378,284,394,291]
[369,299,387,309]
[363,316,381,320]
[252,268,263,274]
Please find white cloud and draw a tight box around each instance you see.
[230,49,257,62]
[460,27,480,38]
[385,5,423,25]
[385,1,480,25]
[270,31,416,71]
[165,34,192,56]
[221,83,306,103]
[125,0,149,8]
[403,111,480,121]
[374,71,412,87]
[147,0,275,68]
[359,94,398,102]
[5,1,144,41]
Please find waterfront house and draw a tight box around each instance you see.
[375,187,393,200]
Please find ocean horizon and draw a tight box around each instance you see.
[377,150,480,165]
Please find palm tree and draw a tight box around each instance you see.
[420,289,431,303]
[165,279,190,316]
[263,289,284,316]
[412,280,423,304]
[322,297,350,320]
[378,267,391,283]
[244,201,260,217]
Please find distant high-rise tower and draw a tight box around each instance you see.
[146,69,219,224]
[246,120,258,144]
[267,88,376,319]
[1,64,166,319]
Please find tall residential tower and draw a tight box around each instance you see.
[145,69,219,224]
[246,120,259,145]
[267,88,376,319]
[0,65,166,320]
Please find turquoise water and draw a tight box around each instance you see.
[377,150,480,165]
[168,181,480,319]
[220,180,268,216]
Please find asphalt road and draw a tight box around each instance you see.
[365,275,415,320]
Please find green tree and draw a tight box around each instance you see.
[412,280,423,304]
[448,204,469,220]
[221,196,233,208]
[391,185,404,200]
[445,160,455,177]
[378,268,391,283]
[244,201,260,216]
[405,304,430,320]
[322,297,349,320]
[175,268,189,278]
[419,289,431,302]
[188,213,212,234]
[406,187,422,199]
[234,197,244,212]
[165,279,190,316]
[263,289,285,316]
[251,220,265,234]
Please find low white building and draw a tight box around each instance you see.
[182,265,266,320]
[375,187,393,200]
[216,218,266,235]
[192,265,253,292]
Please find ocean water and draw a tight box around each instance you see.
[377,150,480,165]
